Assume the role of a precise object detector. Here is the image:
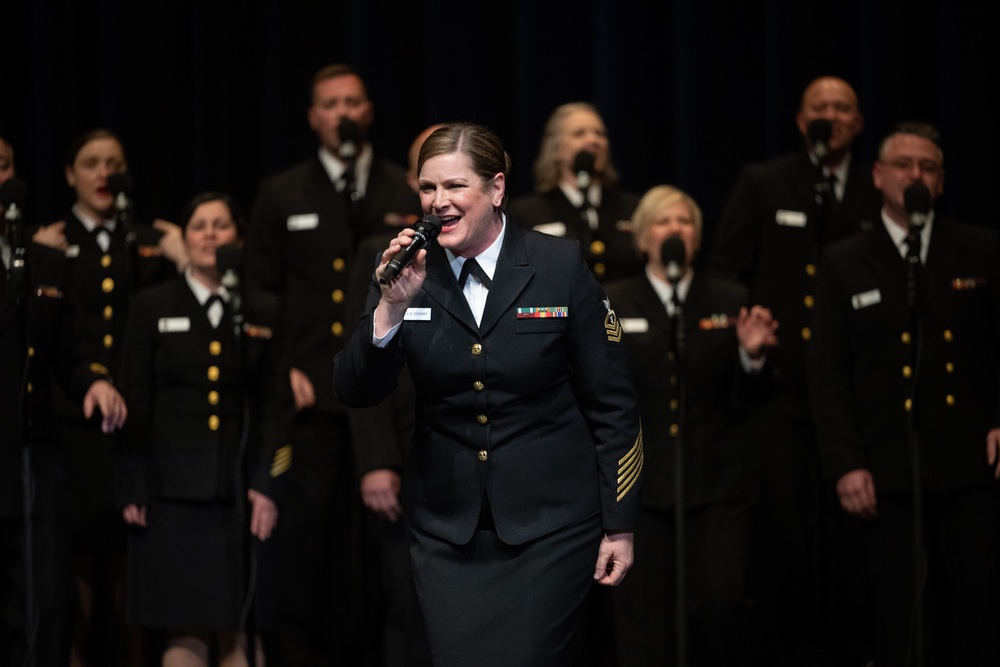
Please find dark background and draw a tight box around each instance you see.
[2,0,996,252]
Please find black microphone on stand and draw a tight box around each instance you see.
[216,243,244,343]
[107,171,136,245]
[903,182,931,310]
[572,150,595,192]
[807,118,833,163]
[2,176,40,663]
[338,117,362,162]
[1,177,29,304]
[660,233,689,667]
[904,181,932,230]
[379,215,443,284]
[216,241,256,666]
[902,180,931,667]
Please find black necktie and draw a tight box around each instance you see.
[458,258,492,289]
[92,226,111,252]
[342,162,361,223]
[904,230,921,264]
[204,294,224,328]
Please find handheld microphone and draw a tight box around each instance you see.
[572,150,595,191]
[660,235,686,286]
[378,215,443,285]
[903,182,932,230]
[338,117,362,160]
[1,177,27,223]
[807,119,833,162]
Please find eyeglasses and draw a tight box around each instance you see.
[882,158,942,175]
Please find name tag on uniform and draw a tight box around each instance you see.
[158,317,191,332]
[851,289,881,310]
[65,245,81,258]
[286,213,319,231]
[404,307,431,321]
[533,222,567,237]
[775,210,807,227]
[620,317,649,333]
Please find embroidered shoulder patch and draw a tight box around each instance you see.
[603,298,622,342]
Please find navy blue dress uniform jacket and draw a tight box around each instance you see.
[247,156,421,413]
[1,240,113,516]
[53,211,176,421]
[334,222,643,546]
[709,149,882,418]
[509,186,642,283]
[808,219,1000,493]
[604,271,757,509]
[117,277,288,506]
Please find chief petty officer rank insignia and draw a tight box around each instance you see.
[603,298,623,343]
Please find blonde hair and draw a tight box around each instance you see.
[532,102,619,192]
[630,185,703,252]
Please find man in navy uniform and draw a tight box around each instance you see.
[808,122,1000,665]
[246,63,420,664]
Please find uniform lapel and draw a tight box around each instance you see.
[861,222,908,302]
[479,224,533,336]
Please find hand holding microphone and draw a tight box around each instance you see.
[378,215,443,285]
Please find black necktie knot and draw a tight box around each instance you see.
[458,258,492,289]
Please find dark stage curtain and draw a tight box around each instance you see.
[2,0,996,245]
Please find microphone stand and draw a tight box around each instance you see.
[226,274,257,667]
[904,226,925,667]
[811,158,831,270]
[669,281,688,667]
[7,206,39,667]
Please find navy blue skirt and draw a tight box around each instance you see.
[409,508,603,667]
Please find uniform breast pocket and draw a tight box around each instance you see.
[515,318,568,334]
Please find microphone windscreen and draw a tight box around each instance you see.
[903,182,932,215]
[215,243,243,277]
[572,150,595,175]
[413,214,443,241]
[660,235,686,282]
[338,117,362,158]
[807,119,833,145]
[0,177,27,210]
[106,172,133,198]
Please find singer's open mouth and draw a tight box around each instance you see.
[439,215,460,231]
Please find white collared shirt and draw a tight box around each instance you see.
[318,144,373,198]
[447,218,505,326]
[73,204,116,252]
[185,269,229,329]
[882,209,933,264]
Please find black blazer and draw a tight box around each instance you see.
[708,149,882,417]
[334,223,643,546]
[509,186,643,283]
[1,240,111,516]
[605,271,757,509]
[55,211,176,422]
[247,155,421,413]
[118,276,288,506]
[808,218,1000,493]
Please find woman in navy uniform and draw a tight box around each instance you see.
[334,123,642,666]
[118,192,286,666]
[509,102,642,284]
[2,159,127,666]
[605,186,777,666]
[55,129,185,665]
